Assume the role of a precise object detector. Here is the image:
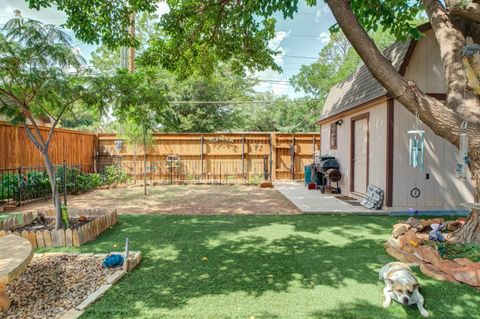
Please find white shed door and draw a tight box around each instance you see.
[353,118,368,194]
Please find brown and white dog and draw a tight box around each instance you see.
[379,262,429,317]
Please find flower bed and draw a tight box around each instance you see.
[385,217,480,289]
[0,208,117,247]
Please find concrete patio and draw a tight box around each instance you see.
[274,182,387,215]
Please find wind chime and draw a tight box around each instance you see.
[408,111,425,199]
[456,121,469,180]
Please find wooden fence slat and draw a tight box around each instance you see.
[21,230,29,240]
[58,229,65,246]
[43,230,53,247]
[27,231,37,248]
[65,229,73,246]
[78,226,84,245]
[72,229,80,247]
[36,231,45,248]
[51,229,60,247]
[0,230,6,237]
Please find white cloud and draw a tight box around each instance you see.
[0,0,67,25]
[251,30,291,96]
[317,31,330,45]
[315,5,331,23]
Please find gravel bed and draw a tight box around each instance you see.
[1,254,116,319]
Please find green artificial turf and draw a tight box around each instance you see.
[39,215,480,319]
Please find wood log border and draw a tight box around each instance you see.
[0,208,117,247]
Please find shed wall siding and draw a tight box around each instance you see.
[391,101,473,210]
[320,101,387,197]
[404,30,446,93]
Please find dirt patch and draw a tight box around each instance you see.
[11,184,300,215]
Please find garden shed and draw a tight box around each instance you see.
[317,24,473,214]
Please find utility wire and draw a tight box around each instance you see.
[167,99,322,104]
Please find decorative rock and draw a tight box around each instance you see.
[405,217,423,231]
[415,246,443,267]
[386,237,399,247]
[392,224,409,238]
[386,246,423,265]
[399,229,423,252]
[454,258,475,266]
[421,218,444,229]
[420,263,457,283]
[445,220,463,232]
[451,263,480,287]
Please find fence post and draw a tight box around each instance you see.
[291,135,296,180]
[200,136,204,181]
[63,160,67,206]
[170,161,173,185]
[241,135,245,180]
[17,166,22,207]
[269,134,273,181]
[263,155,268,180]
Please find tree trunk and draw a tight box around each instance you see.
[42,151,63,230]
[451,150,480,244]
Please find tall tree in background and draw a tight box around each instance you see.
[0,13,94,229]
[27,0,480,242]
[290,30,396,98]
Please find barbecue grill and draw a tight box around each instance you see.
[313,156,342,193]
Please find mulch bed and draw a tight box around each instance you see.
[0,254,115,319]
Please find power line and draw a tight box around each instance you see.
[167,99,321,104]
[283,55,318,60]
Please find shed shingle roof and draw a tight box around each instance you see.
[318,40,412,122]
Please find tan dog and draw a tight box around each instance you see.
[379,262,429,317]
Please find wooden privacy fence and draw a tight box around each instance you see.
[0,121,320,182]
[0,121,97,169]
[98,132,320,182]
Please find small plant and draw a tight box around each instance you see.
[441,242,480,262]
[103,165,131,185]
[61,205,70,228]
[248,173,263,185]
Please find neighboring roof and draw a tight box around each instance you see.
[318,40,413,122]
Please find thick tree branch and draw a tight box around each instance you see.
[22,122,43,151]
[446,0,480,24]
[423,0,480,121]
[325,0,480,148]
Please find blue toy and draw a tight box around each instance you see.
[102,254,124,268]
[428,223,446,242]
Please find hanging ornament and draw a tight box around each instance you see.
[408,112,425,171]
[456,121,469,179]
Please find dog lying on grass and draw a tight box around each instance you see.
[379,262,429,317]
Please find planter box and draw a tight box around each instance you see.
[0,209,118,247]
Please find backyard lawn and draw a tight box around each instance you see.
[39,215,480,319]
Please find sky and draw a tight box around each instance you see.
[0,0,336,98]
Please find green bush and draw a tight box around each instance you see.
[102,165,131,185]
[0,165,131,201]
